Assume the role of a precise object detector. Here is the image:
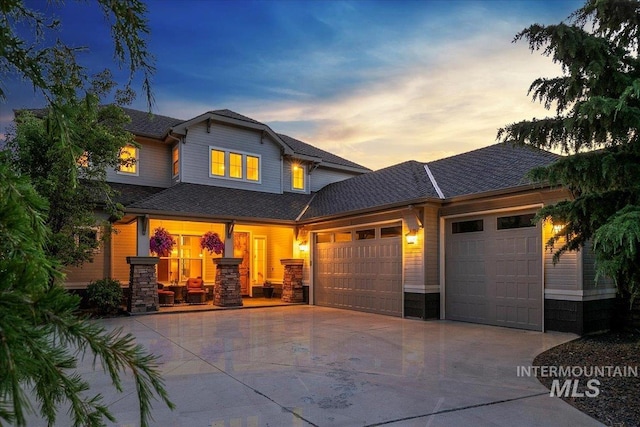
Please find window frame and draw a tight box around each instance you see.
[117,145,139,176]
[291,163,306,191]
[208,146,261,183]
[172,144,180,177]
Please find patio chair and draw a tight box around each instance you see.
[157,283,175,306]
[186,277,206,304]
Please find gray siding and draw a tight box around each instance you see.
[106,140,172,187]
[424,205,439,290]
[181,122,283,194]
[310,167,362,192]
[544,234,579,291]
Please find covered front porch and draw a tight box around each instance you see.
[117,215,309,314]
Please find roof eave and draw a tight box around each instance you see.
[298,197,440,224]
[123,207,298,225]
[170,112,294,156]
[442,182,556,204]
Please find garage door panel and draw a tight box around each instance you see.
[446,212,542,331]
[315,233,402,317]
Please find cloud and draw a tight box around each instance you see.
[225,26,562,170]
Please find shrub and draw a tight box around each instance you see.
[87,278,124,314]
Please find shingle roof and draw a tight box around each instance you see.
[427,142,560,198]
[126,183,313,221]
[301,161,438,219]
[108,182,167,206]
[121,107,184,139]
[278,133,370,170]
[300,143,560,220]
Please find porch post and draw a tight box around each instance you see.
[224,222,235,258]
[136,215,150,256]
[280,259,304,303]
[213,258,243,307]
[126,256,160,314]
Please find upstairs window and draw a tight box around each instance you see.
[209,147,261,183]
[246,156,259,181]
[172,145,179,176]
[211,149,225,176]
[292,164,305,190]
[118,145,138,175]
[229,152,242,178]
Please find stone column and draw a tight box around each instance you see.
[126,256,160,314]
[280,258,304,303]
[213,258,243,307]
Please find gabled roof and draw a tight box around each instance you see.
[300,143,560,220]
[301,161,438,220]
[125,183,313,222]
[277,133,370,171]
[426,142,561,198]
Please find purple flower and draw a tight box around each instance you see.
[149,227,176,257]
[200,231,225,255]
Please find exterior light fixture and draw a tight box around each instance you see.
[552,222,565,234]
[299,241,309,251]
[405,230,418,244]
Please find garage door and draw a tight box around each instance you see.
[445,211,542,330]
[314,225,403,317]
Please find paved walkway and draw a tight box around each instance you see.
[31,306,603,426]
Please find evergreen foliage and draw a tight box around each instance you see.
[87,279,124,315]
[498,0,640,305]
[0,163,174,426]
[1,1,174,425]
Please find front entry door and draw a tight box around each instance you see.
[234,232,250,295]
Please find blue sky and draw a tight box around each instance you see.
[2,0,583,170]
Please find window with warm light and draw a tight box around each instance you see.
[209,147,261,182]
[118,145,138,175]
[246,155,259,181]
[172,145,179,176]
[292,164,305,190]
[229,152,242,178]
[211,149,225,176]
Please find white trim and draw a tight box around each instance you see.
[291,162,306,192]
[424,164,445,199]
[208,145,262,184]
[544,288,618,301]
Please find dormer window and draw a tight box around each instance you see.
[209,146,261,183]
[292,164,305,190]
[118,145,138,175]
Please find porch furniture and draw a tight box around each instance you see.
[168,284,186,303]
[186,277,206,304]
[157,284,175,306]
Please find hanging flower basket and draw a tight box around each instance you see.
[200,231,225,255]
[149,227,176,257]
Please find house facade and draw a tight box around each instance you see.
[64,107,615,335]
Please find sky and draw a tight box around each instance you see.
[1,0,584,170]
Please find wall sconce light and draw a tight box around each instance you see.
[552,222,565,234]
[299,241,309,251]
[405,230,418,244]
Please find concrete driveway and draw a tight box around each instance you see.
[32,306,603,426]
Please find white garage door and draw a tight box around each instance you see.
[445,211,542,330]
[314,225,403,317]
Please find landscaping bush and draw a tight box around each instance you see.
[86,278,124,315]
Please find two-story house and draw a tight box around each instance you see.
[62,107,615,335]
